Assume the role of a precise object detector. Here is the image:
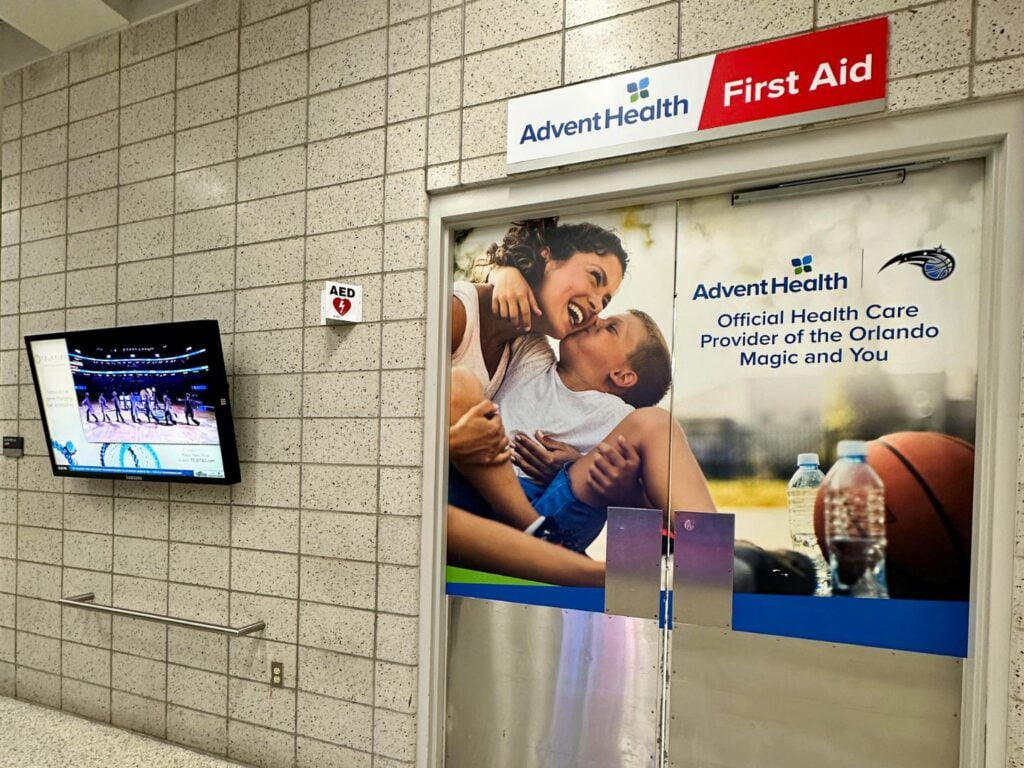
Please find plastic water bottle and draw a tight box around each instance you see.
[822,440,889,598]
[787,453,829,595]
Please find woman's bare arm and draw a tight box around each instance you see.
[451,295,467,355]
[447,505,605,587]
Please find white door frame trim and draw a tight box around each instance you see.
[418,97,1024,768]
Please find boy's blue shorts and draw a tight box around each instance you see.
[447,463,606,553]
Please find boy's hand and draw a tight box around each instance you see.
[449,401,511,465]
[489,266,541,331]
[587,437,643,504]
[512,431,581,486]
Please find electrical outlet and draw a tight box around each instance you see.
[270,661,283,687]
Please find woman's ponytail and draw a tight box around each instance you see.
[472,218,557,285]
[472,217,628,285]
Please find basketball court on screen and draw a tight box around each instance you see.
[77,403,220,445]
[69,342,220,447]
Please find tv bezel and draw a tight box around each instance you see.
[24,319,241,485]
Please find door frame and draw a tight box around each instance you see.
[418,97,1024,768]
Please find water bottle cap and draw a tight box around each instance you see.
[836,440,868,458]
[797,453,819,466]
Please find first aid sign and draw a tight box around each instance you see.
[507,17,887,172]
[322,282,362,325]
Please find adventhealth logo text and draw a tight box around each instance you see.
[518,76,690,145]
[692,256,849,300]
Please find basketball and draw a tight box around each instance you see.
[813,432,974,601]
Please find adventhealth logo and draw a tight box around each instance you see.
[692,255,848,300]
[626,77,650,102]
[791,254,813,275]
[518,74,689,145]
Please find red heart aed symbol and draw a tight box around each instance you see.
[333,297,352,316]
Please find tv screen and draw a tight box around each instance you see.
[25,320,240,484]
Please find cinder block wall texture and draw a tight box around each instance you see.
[0,0,1020,766]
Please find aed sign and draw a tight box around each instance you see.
[506,17,887,173]
[322,282,362,325]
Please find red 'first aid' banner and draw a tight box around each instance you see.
[699,18,888,129]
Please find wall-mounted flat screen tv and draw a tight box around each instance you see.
[25,320,240,484]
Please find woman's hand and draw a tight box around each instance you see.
[587,436,645,506]
[489,266,541,332]
[512,431,582,486]
[449,400,511,466]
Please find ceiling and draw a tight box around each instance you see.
[0,0,198,75]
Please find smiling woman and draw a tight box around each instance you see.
[451,218,629,397]
[477,219,627,338]
[444,207,718,592]
[444,217,632,585]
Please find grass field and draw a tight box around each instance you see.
[707,478,789,509]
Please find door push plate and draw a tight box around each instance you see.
[604,507,663,620]
[673,511,734,629]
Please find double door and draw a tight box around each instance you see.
[445,159,982,767]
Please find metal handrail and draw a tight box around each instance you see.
[59,593,265,636]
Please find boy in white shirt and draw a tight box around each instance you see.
[496,329,635,468]
[450,308,713,552]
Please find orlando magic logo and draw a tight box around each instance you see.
[879,245,956,281]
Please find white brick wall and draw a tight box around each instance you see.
[0,0,1021,766]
